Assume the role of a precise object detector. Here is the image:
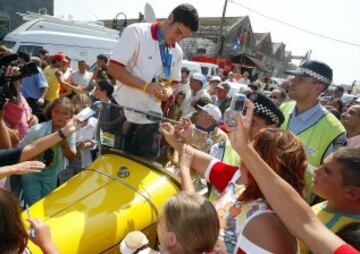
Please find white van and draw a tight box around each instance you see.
[182,60,202,75]
[2,14,119,67]
[199,62,219,79]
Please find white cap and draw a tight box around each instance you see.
[210,75,222,82]
[191,72,206,85]
[119,231,149,254]
[198,104,222,122]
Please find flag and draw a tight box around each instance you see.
[233,38,241,50]
[233,33,247,50]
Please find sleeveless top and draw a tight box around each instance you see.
[213,171,274,254]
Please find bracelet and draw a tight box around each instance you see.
[143,83,149,93]
[57,129,67,139]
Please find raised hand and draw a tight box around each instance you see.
[179,144,195,171]
[175,117,193,143]
[160,122,176,143]
[224,99,254,153]
[28,218,59,254]
[63,117,85,137]
[11,161,45,175]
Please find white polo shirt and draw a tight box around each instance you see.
[110,23,183,124]
[69,70,93,88]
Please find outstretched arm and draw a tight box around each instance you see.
[20,118,82,162]
[226,111,347,254]
[160,122,213,178]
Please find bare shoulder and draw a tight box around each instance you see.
[243,212,298,254]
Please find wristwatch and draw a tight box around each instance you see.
[57,129,67,139]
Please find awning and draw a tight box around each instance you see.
[231,53,268,71]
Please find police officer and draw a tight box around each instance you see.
[281,60,346,202]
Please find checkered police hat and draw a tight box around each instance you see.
[248,92,285,126]
[285,60,333,86]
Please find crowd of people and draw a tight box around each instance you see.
[0,3,359,254]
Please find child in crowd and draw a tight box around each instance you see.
[61,94,97,182]
[20,97,76,205]
[167,91,185,121]
[122,192,219,254]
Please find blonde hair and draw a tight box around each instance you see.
[72,93,91,109]
[162,192,219,254]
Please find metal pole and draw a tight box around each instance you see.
[217,0,228,57]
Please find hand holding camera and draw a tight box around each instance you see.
[227,93,247,127]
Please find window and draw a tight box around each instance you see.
[197,48,207,55]
[0,18,9,40]
[211,67,217,76]
[201,66,209,76]
[0,40,15,49]
[17,45,44,56]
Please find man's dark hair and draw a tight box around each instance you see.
[18,51,30,62]
[181,66,190,75]
[194,97,212,110]
[333,146,360,187]
[278,89,287,99]
[171,4,199,32]
[98,80,114,98]
[97,54,108,64]
[336,86,345,93]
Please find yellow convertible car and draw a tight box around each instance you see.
[22,148,180,254]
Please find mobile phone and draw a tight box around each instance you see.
[26,205,36,239]
[227,93,246,127]
[75,107,96,122]
[43,148,54,166]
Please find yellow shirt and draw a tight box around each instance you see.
[44,67,60,102]
[300,201,360,254]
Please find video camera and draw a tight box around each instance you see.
[0,53,39,110]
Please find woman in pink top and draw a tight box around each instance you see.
[4,80,37,144]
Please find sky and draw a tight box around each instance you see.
[54,0,360,84]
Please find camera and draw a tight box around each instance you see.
[42,148,54,166]
[0,53,39,110]
[227,93,246,127]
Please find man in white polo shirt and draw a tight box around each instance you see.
[108,4,199,160]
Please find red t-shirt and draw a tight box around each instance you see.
[334,244,359,254]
